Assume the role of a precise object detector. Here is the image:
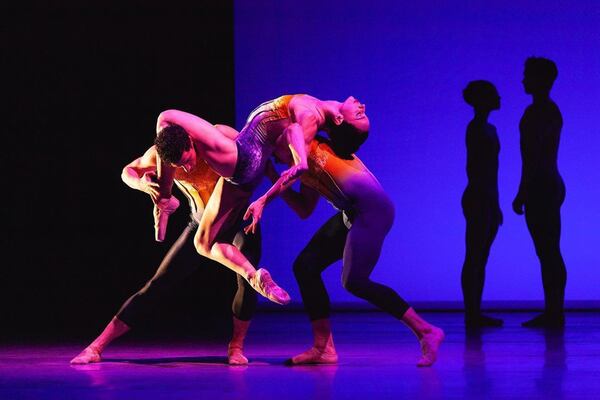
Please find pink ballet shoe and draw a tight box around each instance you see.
[416,327,445,367]
[154,196,180,242]
[289,318,338,365]
[70,346,102,365]
[227,317,251,365]
[249,268,290,305]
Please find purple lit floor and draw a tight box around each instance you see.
[1,312,599,399]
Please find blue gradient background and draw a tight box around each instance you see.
[234,1,600,305]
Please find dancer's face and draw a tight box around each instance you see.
[340,96,370,133]
[174,143,197,173]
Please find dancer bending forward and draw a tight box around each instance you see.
[268,135,445,367]
[153,95,369,304]
[71,127,261,365]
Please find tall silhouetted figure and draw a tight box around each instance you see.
[513,57,567,328]
[461,80,503,328]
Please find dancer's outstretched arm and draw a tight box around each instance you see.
[263,160,320,219]
[244,113,317,233]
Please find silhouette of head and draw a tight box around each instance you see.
[463,80,500,112]
[155,124,195,171]
[523,57,558,95]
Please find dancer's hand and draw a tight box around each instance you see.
[140,171,160,202]
[512,194,525,215]
[243,197,266,234]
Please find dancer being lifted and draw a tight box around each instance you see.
[513,57,567,328]
[153,95,369,305]
[267,132,445,367]
[461,80,504,328]
[71,125,261,365]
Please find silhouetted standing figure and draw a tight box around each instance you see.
[461,81,504,328]
[513,57,567,328]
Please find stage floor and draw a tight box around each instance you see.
[1,311,599,399]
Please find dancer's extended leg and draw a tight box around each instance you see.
[70,318,130,364]
[195,178,290,305]
[71,223,199,364]
[341,194,444,367]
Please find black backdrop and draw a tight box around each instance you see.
[2,2,238,341]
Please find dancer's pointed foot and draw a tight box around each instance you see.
[417,327,445,367]
[227,346,248,365]
[249,268,290,305]
[522,313,565,328]
[70,346,102,364]
[465,314,504,329]
[288,347,338,365]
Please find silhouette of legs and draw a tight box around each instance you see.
[461,200,502,327]
[523,189,567,327]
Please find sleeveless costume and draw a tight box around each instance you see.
[117,157,261,326]
[228,95,294,190]
[294,137,410,321]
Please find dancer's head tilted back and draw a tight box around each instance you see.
[463,80,500,112]
[155,124,196,172]
[328,96,370,156]
[523,57,558,95]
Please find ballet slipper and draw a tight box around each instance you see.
[70,318,130,365]
[228,317,251,365]
[248,268,290,305]
[154,196,180,242]
[289,318,338,365]
[70,346,102,364]
[416,327,445,367]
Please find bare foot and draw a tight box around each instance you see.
[289,347,338,365]
[417,327,445,367]
[227,346,248,365]
[70,346,102,364]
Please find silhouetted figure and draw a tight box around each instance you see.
[461,81,504,328]
[513,57,567,328]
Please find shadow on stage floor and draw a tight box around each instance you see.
[1,311,599,399]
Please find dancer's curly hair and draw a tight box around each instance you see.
[154,124,191,164]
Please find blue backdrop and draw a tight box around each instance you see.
[234,0,600,306]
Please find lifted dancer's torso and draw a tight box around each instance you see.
[230,94,323,189]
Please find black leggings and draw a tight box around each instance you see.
[293,212,410,321]
[525,184,567,315]
[117,219,261,327]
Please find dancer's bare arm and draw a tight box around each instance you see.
[121,146,160,201]
[243,111,317,233]
[121,146,180,241]
[264,160,320,219]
